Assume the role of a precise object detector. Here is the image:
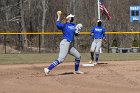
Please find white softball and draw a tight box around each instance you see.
[57,11,62,15]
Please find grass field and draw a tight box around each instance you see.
[0,53,140,64]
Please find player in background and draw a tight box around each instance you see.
[89,20,106,65]
[44,11,84,75]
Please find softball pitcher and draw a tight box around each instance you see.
[89,20,106,65]
[44,11,84,75]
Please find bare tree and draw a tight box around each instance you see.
[0,0,140,52]
[41,0,48,47]
[20,0,28,48]
[4,0,10,32]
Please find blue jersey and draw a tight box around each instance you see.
[90,26,105,39]
[56,21,76,42]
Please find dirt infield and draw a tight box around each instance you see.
[0,61,140,93]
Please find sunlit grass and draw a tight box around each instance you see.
[0,53,140,64]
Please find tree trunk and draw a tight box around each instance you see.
[20,0,28,49]
[5,0,10,32]
[41,0,48,48]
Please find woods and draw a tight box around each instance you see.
[0,0,140,53]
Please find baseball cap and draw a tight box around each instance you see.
[66,14,75,19]
[97,19,102,22]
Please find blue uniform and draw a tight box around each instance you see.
[90,26,105,39]
[46,21,81,72]
[56,21,76,42]
[90,26,106,63]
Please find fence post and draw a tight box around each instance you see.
[139,34,140,52]
[4,35,6,54]
[18,34,22,51]
[39,34,41,53]
[107,34,110,53]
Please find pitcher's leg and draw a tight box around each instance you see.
[47,60,61,71]
[57,40,70,62]
[69,47,84,74]
[44,40,70,75]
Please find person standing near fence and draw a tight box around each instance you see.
[44,11,84,75]
[89,20,106,65]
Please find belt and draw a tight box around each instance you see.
[63,39,71,42]
[94,38,102,39]
[67,40,71,42]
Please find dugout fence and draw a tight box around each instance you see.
[0,32,140,54]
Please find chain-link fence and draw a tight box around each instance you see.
[0,33,140,54]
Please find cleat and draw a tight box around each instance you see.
[74,71,84,74]
[93,62,98,65]
[89,60,98,65]
[44,68,50,76]
[89,60,93,64]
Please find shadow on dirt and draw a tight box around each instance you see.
[97,63,108,65]
[58,72,74,75]
[47,71,88,77]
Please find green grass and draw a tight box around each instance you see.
[0,53,140,65]
[99,53,140,61]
